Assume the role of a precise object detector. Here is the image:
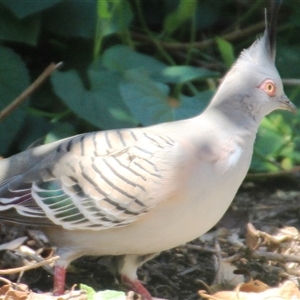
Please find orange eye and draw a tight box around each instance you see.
[259,80,276,97]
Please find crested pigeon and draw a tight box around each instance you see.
[0,2,296,300]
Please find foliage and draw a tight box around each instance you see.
[80,284,126,300]
[0,0,300,172]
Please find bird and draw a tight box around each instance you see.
[0,2,296,299]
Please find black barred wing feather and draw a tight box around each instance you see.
[0,129,176,230]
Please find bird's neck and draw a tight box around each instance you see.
[197,107,259,152]
[205,98,262,137]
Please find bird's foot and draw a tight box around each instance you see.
[53,265,66,296]
[121,275,152,300]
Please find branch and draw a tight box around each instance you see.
[251,250,300,264]
[282,78,300,86]
[0,62,63,122]
[0,255,59,274]
[131,21,265,51]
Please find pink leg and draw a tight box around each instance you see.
[53,265,66,296]
[121,275,152,300]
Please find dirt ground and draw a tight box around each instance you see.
[1,170,300,300]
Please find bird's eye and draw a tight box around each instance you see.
[258,80,276,97]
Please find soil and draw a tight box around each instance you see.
[1,170,300,300]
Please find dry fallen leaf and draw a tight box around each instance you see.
[0,279,87,300]
[233,269,269,293]
[237,279,269,293]
[199,280,300,300]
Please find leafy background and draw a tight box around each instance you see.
[0,0,300,173]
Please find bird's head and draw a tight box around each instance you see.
[210,1,296,124]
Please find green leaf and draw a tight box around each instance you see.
[120,69,170,125]
[79,284,126,300]
[0,46,30,155]
[152,66,219,83]
[16,114,52,150]
[250,154,279,172]
[94,290,126,300]
[0,0,60,18]
[175,92,212,120]
[44,122,77,144]
[80,284,96,300]
[251,113,297,172]
[97,0,112,19]
[94,0,133,58]
[0,3,40,46]
[195,2,220,29]
[102,45,166,74]
[51,66,137,130]
[256,127,286,157]
[216,36,235,68]
[164,0,197,34]
[120,69,211,125]
[277,45,300,78]
[97,0,132,35]
[43,0,97,38]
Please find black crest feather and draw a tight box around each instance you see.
[265,0,282,61]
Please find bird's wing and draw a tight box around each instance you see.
[0,129,178,230]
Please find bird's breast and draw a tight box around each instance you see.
[46,134,254,257]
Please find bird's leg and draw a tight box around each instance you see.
[121,275,152,300]
[53,265,66,295]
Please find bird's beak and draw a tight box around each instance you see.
[278,94,297,114]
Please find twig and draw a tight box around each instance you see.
[131,21,265,51]
[185,244,218,254]
[0,255,59,274]
[222,253,243,263]
[282,268,300,277]
[143,264,180,291]
[0,276,14,285]
[282,78,300,86]
[252,250,300,264]
[0,62,63,122]
[17,245,54,274]
[245,165,300,181]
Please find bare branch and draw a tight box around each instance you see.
[0,62,63,122]
[0,255,59,274]
[131,21,265,51]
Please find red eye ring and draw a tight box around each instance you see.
[259,79,276,97]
